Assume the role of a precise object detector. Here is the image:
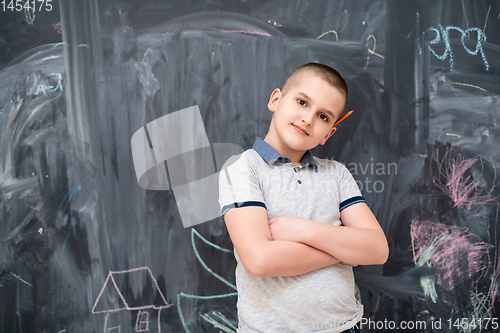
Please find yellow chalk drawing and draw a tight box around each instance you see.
[317,30,338,42]
[451,82,487,92]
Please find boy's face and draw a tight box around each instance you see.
[266,71,346,158]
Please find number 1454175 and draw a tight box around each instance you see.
[1,0,52,11]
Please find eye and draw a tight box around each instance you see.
[319,113,329,122]
[297,99,307,106]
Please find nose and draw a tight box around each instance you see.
[301,109,315,125]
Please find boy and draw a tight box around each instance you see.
[218,62,389,333]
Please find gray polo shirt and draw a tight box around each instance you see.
[219,137,365,333]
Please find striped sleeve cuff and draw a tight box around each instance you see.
[339,196,366,212]
[221,201,267,216]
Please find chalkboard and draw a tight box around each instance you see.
[1,0,500,332]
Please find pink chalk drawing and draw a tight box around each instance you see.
[92,267,173,333]
[53,22,62,34]
[491,213,500,308]
[410,219,493,291]
[430,144,500,306]
[431,144,498,210]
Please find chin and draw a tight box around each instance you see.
[284,137,311,151]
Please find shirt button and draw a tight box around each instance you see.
[296,179,302,185]
[293,168,298,172]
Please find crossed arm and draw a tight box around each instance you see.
[223,203,389,277]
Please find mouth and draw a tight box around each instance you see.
[293,124,309,136]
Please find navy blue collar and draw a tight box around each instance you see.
[252,137,318,172]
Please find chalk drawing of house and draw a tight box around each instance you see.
[92,267,173,333]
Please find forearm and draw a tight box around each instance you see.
[255,240,341,277]
[302,221,388,265]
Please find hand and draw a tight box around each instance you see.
[268,216,311,243]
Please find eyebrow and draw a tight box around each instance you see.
[297,92,337,120]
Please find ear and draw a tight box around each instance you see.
[267,88,281,112]
[319,127,337,145]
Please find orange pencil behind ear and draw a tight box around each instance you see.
[333,110,354,127]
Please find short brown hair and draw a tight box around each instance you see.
[280,62,348,106]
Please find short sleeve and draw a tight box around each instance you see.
[218,151,266,217]
[338,163,366,212]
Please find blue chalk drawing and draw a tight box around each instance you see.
[427,24,489,71]
[177,229,237,333]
